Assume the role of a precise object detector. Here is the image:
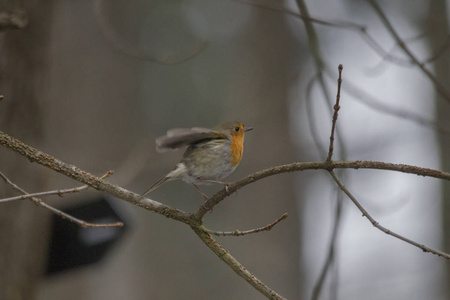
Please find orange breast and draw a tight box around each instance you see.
[230,135,244,166]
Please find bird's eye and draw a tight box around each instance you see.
[234,127,240,132]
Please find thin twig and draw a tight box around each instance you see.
[326,67,450,136]
[0,134,285,298]
[236,0,450,135]
[204,213,288,236]
[233,0,409,66]
[295,0,348,163]
[2,130,450,299]
[369,30,450,68]
[326,65,343,162]
[0,171,123,228]
[1,130,449,218]
[0,130,192,223]
[424,35,450,64]
[328,170,450,259]
[237,0,450,102]
[0,170,114,203]
[368,0,450,103]
[314,66,345,300]
[192,225,287,300]
[195,160,450,219]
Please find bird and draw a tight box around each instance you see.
[142,121,253,199]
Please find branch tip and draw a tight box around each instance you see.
[329,170,450,260]
[204,212,288,237]
[326,64,344,161]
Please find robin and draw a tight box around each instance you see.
[142,121,253,199]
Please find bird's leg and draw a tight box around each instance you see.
[191,183,209,201]
[198,178,232,191]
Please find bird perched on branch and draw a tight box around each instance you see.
[142,121,253,199]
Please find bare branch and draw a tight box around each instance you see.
[195,160,450,218]
[328,170,450,259]
[204,213,288,237]
[368,0,450,104]
[2,128,450,298]
[315,65,344,299]
[0,131,192,223]
[237,0,450,77]
[326,64,343,162]
[0,171,123,228]
[368,30,450,68]
[326,68,450,136]
[192,225,287,300]
[0,130,288,298]
[424,35,450,64]
[2,130,449,217]
[0,170,114,203]
[234,0,409,66]
[295,0,349,166]
[236,0,450,134]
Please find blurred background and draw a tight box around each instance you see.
[1,0,449,299]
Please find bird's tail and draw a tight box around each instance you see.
[142,176,171,197]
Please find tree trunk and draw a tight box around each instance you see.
[426,0,450,297]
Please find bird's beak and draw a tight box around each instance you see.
[245,127,254,132]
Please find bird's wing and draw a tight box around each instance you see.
[155,127,227,152]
